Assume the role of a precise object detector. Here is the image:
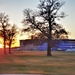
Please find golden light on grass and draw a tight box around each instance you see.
[0,51,75,74]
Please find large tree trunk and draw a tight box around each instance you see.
[9,45,11,54]
[47,38,52,56]
[47,18,52,56]
[9,40,12,54]
[4,38,6,54]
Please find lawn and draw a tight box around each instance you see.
[0,50,75,74]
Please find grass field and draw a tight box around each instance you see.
[0,50,75,74]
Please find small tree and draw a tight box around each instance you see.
[0,13,9,54]
[6,24,18,54]
[22,0,67,56]
[0,13,18,54]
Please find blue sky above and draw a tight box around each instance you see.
[0,0,75,39]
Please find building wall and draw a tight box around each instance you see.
[20,39,48,51]
[20,39,75,51]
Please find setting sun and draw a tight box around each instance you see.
[0,44,3,48]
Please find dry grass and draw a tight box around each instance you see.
[0,50,75,74]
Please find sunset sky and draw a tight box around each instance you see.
[0,0,75,47]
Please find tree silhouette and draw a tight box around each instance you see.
[0,13,9,54]
[22,0,67,56]
[6,24,18,54]
[52,25,68,39]
[0,13,18,54]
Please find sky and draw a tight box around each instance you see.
[0,0,75,40]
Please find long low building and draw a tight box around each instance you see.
[19,39,75,51]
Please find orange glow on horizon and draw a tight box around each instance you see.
[0,32,38,48]
[0,37,20,48]
[0,44,3,48]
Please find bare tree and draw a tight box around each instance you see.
[22,0,67,56]
[52,25,68,39]
[33,32,47,39]
[32,29,68,40]
[6,24,18,54]
[0,13,9,54]
[0,13,18,54]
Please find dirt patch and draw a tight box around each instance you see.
[0,58,11,64]
[27,70,46,74]
[12,57,26,64]
[40,62,75,67]
[28,59,43,63]
[13,51,46,56]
